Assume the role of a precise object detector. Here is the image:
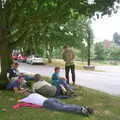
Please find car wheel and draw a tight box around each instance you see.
[30,61,33,65]
[26,61,29,64]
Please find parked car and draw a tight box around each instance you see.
[17,55,27,62]
[26,55,44,65]
[11,55,18,60]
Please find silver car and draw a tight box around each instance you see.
[26,55,44,65]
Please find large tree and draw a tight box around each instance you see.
[0,0,120,81]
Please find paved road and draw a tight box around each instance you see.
[19,63,120,96]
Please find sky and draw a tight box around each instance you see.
[91,11,120,42]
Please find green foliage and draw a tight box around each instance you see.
[0,0,120,76]
[0,87,120,120]
[94,41,120,60]
[1,0,119,48]
[109,46,120,60]
[94,42,106,60]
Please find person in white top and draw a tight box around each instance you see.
[19,93,94,116]
[19,93,48,106]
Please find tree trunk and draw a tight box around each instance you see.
[48,55,52,63]
[47,50,52,63]
[87,28,91,66]
[87,41,91,66]
[47,45,53,63]
[0,3,11,87]
[0,42,10,80]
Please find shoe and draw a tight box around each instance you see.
[59,84,67,94]
[73,82,75,85]
[81,106,94,116]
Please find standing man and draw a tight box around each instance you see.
[62,45,75,85]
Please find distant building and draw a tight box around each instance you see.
[103,40,110,49]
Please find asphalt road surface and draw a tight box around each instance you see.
[19,63,120,96]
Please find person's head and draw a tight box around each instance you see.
[63,45,70,52]
[11,63,19,69]
[18,75,24,83]
[54,66,60,73]
[34,74,41,81]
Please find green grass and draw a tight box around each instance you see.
[0,86,120,120]
[45,59,120,71]
[45,59,86,70]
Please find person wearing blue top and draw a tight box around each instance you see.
[7,62,33,82]
[6,75,28,95]
[7,63,20,82]
[52,67,60,87]
[52,67,75,96]
[52,67,67,87]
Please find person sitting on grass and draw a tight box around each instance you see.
[7,62,33,82]
[7,63,20,82]
[6,74,28,95]
[52,66,75,95]
[18,93,94,116]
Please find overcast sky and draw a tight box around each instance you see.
[91,10,120,42]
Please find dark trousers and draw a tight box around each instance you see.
[65,64,75,84]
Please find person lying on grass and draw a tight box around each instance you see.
[52,66,75,95]
[18,93,94,116]
[32,74,57,97]
[6,74,28,95]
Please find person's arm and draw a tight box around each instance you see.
[70,49,75,60]
[13,87,27,94]
[59,77,66,80]
[16,69,21,76]
[7,72,11,82]
[72,50,75,59]
[32,84,35,92]
[52,74,59,86]
[42,81,52,87]
[62,52,66,62]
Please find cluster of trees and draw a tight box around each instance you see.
[21,16,93,63]
[94,32,120,61]
[0,0,120,80]
[94,42,120,60]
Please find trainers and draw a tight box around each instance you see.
[59,84,67,94]
[81,106,94,116]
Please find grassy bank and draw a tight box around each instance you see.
[45,59,86,70]
[0,86,120,120]
[45,59,120,69]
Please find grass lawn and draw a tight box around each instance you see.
[45,59,120,71]
[0,86,120,120]
[45,59,86,70]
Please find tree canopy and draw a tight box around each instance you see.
[1,0,120,47]
[0,0,120,79]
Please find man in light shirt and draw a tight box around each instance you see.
[62,45,76,85]
[32,74,57,97]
